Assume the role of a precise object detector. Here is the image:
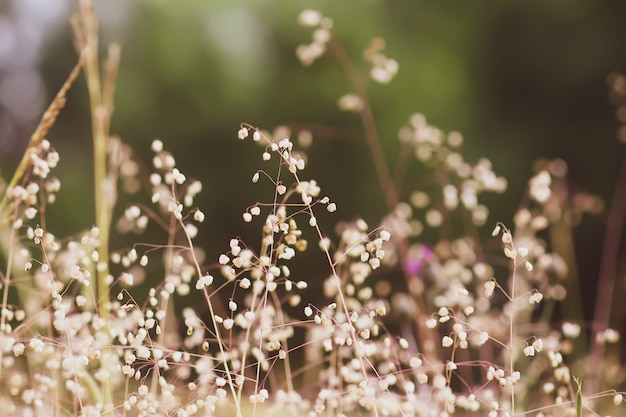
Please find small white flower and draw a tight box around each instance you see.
[409,357,422,368]
[151,139,163,152]
[138,384,149,396]
[529,291,543,304]
[194,210,205,223]
[195,274,213,289]
[425,209,443,227]
[171,168,186,184]
[239,277,251,289]
[13,342,25,356]
[518,246,529,257]
[562,322,581,338]
[442,336,454,347]
[484,280,496,297]
[529,170,552,203]
[369,258,380,269]
[603,328,621,343]
[338,93,364,113]
[298,9,322,27]
[523,345,535,357]
[238,127,249,139]
[24,207,37,219]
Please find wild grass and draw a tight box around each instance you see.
[0,2,624,417]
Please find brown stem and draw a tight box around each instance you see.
[586,150,626,398]
[329,40,398,211]
[328,40,436,360]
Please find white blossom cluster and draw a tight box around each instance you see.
[295,10,333,66]
[0,7,624,417]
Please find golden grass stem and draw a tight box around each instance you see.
[71,1,122,414]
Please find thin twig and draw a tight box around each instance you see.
[328,39,437,360]
[586,150,626,398]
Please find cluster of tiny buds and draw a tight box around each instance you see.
[9,141,61,231]
[529,170,552,204]
[395,114,507,232]
[118,139,206,236]
[295,10,333,66]
[29,139,59,179]
[426,308,489,349]
[238,127,307,171]
[216,238,308,296]
[336,39,397,111]
[238,127,337,226]
[491,223,534,272]
[523,338,544,357]
[486,366,521,388]
[363,37,398,85]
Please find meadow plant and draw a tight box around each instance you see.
[0,3,624,417]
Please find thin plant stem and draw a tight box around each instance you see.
[510,263,517,414]
[179,217,244,417]
[328,40,398,211]
[586,150,626,398]
[328,40,437,360]
[0,221,18,379]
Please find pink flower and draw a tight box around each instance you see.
[405,245,434,277]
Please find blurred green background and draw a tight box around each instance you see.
[1,0,625,321]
